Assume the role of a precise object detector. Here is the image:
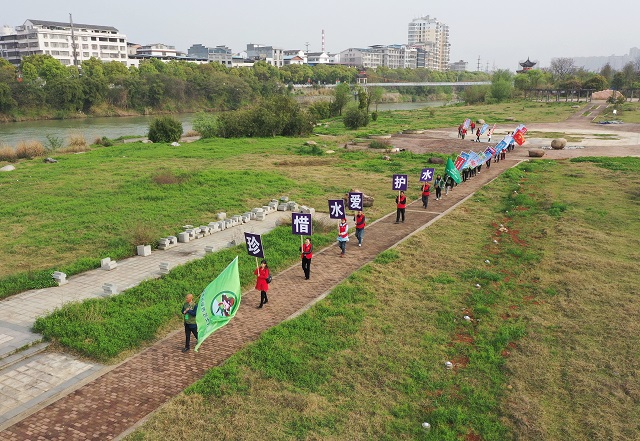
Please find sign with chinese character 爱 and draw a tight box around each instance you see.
[292,213,312,236]
[347,192,363,211]
[244,233,264,258]
[392,174,408,191]
[328,199,346,219]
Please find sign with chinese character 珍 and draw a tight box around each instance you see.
[243,233,264,258]
[347,192,363,211]
[419,168,434,182]
[328,199,346,219]
[292,213,312,236]
[392,174,408,191]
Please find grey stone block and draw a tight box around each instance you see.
[101,257,117,270]
[217,212,227,220]
[137,245,151,257]
[103,283,119,295]
[159,262,171,274]
[205,245,215,254]
[280,196,289,202]
[277,204,288,211]
[52,271,67,286]
[178,232,190,243]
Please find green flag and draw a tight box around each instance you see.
[445,157,462,184]
[195,256,241,352]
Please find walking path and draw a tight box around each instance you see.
[0,210,295,428]
[0,155,523,440]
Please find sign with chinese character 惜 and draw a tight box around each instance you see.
[392,174,408,191]
[243,233,264,258]
[292,213,312,236]
[328,199,346,219]
[347,192,363,211]
[419,168,434,182]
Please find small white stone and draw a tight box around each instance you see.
[463,315,471,321]
[475,283,481,288]
[485,259,490,264]
[445,361,453,369]
[493,240,498,244]
[422,422,431,430]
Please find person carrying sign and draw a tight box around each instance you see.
[337,218,349,257]
[395,191,407,223]
[354,211,366,247]
[421,181,431,209]
[254,259,270,308]
[300,237,313,279]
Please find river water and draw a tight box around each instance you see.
[0,101,446,147]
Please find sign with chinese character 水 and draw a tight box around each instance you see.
[243,233,264,258]
[328,199,346,219]
[292,213,312,236]
[419,168,434,182]
[347,192,363,211]
[392,174,408,191]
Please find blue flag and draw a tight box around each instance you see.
[195,257,241,352]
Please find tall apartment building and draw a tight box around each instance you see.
[408,15,450,71]
[0,19,128,67]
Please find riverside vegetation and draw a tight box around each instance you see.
[124,158,640,441]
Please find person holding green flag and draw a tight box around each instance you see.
[445,158,462,185]
[194,257,242,352]
[182,293,198,353]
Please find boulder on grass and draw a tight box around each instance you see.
[428,157,444,164]
[550,138,567,150]
[528,149,545,157]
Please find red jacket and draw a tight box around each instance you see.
[354,214,366,230]
[301,242,313,260]
[254,267,269,291]
[338,222,348,238]
[421,183,430,196]
[396,194,407,209]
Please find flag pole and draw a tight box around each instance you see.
[255,257,259,269]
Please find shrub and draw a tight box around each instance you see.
[67,134,87,149]
[308,101,332,120]
[371,111,378,121]
[94,136,113,147]
[0,145,17,162]
[15,140,45,159]
[369,139,390,149]
[343,106,369,130]
[192,112,217,138]
[148,116,183,143]
[45,135,64,152]
[152,169,188,185]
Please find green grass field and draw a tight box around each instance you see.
[125,157,640,441]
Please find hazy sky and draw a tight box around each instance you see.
[3,0,638,71]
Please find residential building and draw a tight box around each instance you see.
[187,44,233,66]
[0,19,128,67]
[449,60,468,72]
[136,43,177,58]
[306,51,330,65]
[339,45,416,69]
[408,15,450,71]
[246,44,283,67]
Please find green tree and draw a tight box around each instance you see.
[582,74,607,91]
[343,105,369,129]
[0,83,17,112]
[148,116,183,143]
[487,70,513,103]
[368,86,384,112]
[332,82,350,116]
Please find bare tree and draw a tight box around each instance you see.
[549,57,576,84]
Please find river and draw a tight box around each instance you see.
[0,101,448,147]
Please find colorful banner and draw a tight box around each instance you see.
[244,233,264,258]
[488,123,497,135]
[454,154,466,170]
[292,213,312,235]
[195,257,241,352]
[328,199,346,219]
[420,168,434,182]
[480,123,489,135]
[445,158,462,184]
[463,118,471,130]
[513,130,526,145]
[392,174,408,191]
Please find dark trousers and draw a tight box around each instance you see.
[355,228,364,245]
[422,195,429,208]
[396,208,405,222]
[184,323,197,349]
[260,290,268,306]
[302,257,311,279]
[435,187,442,198]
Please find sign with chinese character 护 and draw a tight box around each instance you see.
[243,233,264,258]
[328,199,346,219]
[292,213,312,236]
[347,192,363,211]
[420,168,434,182]
[392,174,408,191]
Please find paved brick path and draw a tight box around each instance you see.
[0,158,520,441]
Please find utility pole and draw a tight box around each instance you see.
[305,42,309,54]
[69,13,78,69]
[477,55,481,72]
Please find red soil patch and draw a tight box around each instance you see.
[500,312,519,320]
[509,305,518,310]
[466,431,482,441]
[452,333,474,345]
[451,355,470,370]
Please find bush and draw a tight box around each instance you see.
[148,116,183,143]
[192,112,217,138]
[45,135,64,152]
[0,145,17,162]
[369,139,390,149]
[15,140,45,159]
[94,136,113,147]
[343,106,370,130]
[67,134,87,149]
[308,101,332,120]
[371,111,378,121]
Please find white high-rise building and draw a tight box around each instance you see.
[0,19,128,67]
[408,15,450,71]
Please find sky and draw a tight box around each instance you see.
[2,0,638,71]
